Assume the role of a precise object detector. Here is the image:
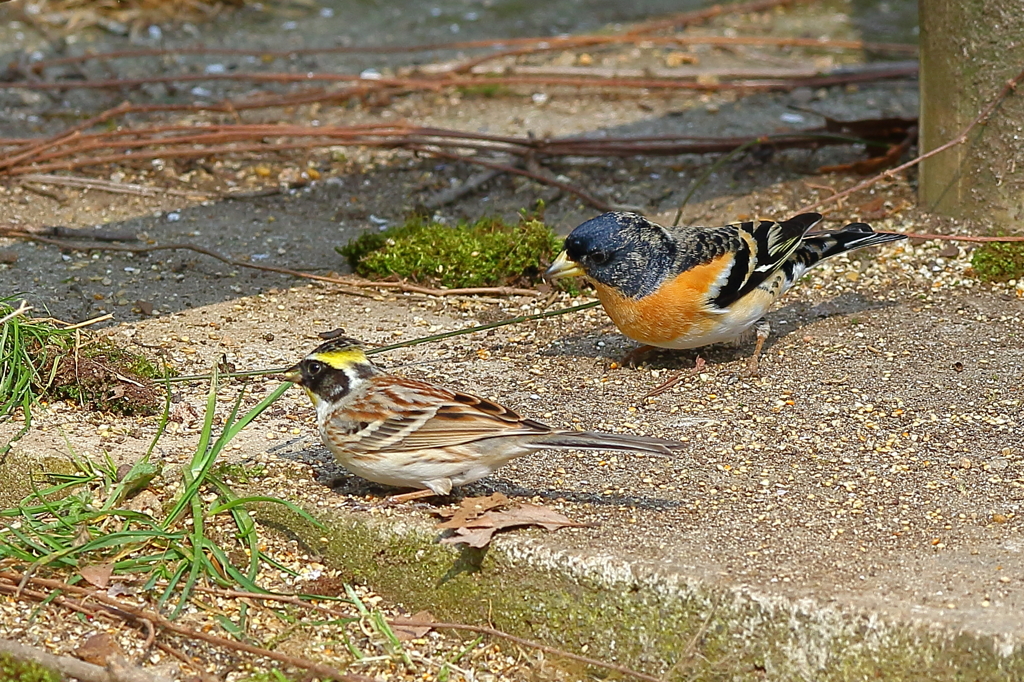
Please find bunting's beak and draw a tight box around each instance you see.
[282,364,302,384]
[545,251,584,280]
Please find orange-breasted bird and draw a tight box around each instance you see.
[546,212,906,374]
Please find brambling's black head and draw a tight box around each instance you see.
[284,336,377,407]
[546,212,677,298]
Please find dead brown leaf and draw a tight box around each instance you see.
[390,610,436,641]
[435,492,510,528]
[75,632,122,666]
[79,562,113,588]
[819,125,918,176]
[856,195,886,217]
[437,496,592,548]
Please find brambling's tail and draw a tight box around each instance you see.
[792,222,906,272]
[537,430,685,456]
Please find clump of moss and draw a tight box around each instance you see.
[338,215,563,289]
[457,83,512,98]
[0,652,61,682]
[971,240,1024,282]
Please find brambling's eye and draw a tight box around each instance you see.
[589,249,612,266]
[306,360,325,376]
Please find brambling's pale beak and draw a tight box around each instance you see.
[545,251,584,280]
[282,364,303,384]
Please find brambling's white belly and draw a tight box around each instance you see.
[647,301,769,348]
[598,274,785,350]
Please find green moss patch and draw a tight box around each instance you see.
[337,215,562,289]
[456,83,512,98]
[0,652,61,682]
[971,240,1024,282]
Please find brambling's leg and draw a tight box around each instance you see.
[386,488,438,504]
[386,477,453,504]
[745,318,771,377]
[620,344,656,368]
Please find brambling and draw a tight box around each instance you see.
[546,212,906,374]
[285,336,685,502]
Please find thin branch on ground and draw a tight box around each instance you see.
[800,66,1024,214]
[0,64,917,96]
[0,229,543,297]
[411,145,617,212]
[0,638,170,682]
[16,173,208,198]
[442,36,915,75]
[423,167,506,209]
[11,224,139,241]
[163,300,602,384]
[354,280,540,297]
[467,62,916,81]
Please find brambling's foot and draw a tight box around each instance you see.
[742,319,770,377]
[619,344,656,368]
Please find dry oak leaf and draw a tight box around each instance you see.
[79,562,114,589]
[434,492,510,527]
[75,632,123,666]
[437,496,592,548]
[390,610,436,641]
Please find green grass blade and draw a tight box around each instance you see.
[219,382,292,444]
[208,496,325,531]
[192,363,221,475]
[157,560,189,612]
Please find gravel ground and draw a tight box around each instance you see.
[3,0,1024,678]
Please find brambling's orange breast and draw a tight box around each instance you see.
[592,254,732,346]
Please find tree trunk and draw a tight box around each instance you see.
[918,0,1024,227]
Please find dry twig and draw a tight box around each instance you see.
[17,172,207,198]
[0,639,170,682]
[0,229,543,297]
[410,145,617,212]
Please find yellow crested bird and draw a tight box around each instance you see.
[285,335,685,501]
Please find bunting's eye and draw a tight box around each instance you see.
[306,360,325,376]
[588,249,612,266]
